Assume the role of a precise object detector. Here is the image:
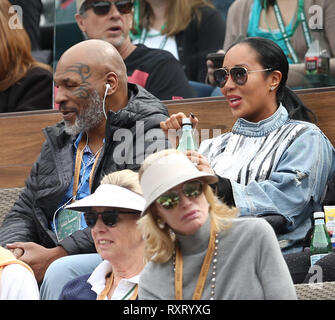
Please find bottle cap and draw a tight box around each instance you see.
[314,211,325,219]
[182,118,192,125]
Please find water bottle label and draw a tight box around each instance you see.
[310,253,328,266]
[305,56,318,75]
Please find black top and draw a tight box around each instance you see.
[125,44,196,100]
[0,67,53,112]
[175,6,226,82]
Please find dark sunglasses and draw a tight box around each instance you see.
[84,209,137,228]
[213,66,273,88]
[82,0,134,15]
[156,180,203,210]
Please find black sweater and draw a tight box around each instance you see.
[175,6,226,82]
[0,67,53,113]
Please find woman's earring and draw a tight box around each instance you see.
[157,218,166,229]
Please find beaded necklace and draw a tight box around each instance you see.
[173,220,219,300]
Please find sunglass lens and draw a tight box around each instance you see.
[101,213,118,227]
[183,180,203,198]
[116,0,133,14]
[84,211,118,227]
[84,212,98,227]
[213,69,228,88]
[92,1,111,15]
[231,67,248,85]
[157,192,179,210]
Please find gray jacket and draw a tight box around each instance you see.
[0,84,169,254]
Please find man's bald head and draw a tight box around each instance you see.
[58,39,127,84]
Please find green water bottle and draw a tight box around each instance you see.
[177,118,198,152]
[310,211,333,266]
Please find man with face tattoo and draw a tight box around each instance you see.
[0,39,169,291]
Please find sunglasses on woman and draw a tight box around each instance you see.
[156,180,203,210]
[213,66,273,88]
[84,209,137,227]
[82,0,134,15]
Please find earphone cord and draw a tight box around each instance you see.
[52,132,105,242]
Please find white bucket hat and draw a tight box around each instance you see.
[66,184,145,213]
[140,152,218,215]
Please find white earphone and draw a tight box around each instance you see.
[102,83,110,119]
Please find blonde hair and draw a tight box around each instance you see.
[137,150,238,263]
[0,0,51,92]
[100,169,142,195]
[134,0,215,37]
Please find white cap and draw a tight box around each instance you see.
[140,152,217,215]
[182,118,192,125]
[66,184,145,213]
[314,212,325,219]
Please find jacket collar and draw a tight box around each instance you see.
[232,104,289,137]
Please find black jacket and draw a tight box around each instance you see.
[0,84,169,254]
[175,6,226,82]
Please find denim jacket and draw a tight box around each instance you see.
[199,105,335,253]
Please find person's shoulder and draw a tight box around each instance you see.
[127,84,169,119]
[226,0,253,14]
[135,44,178,62]
[286,118,328,140]
[24,66,53,81]
[229,217,275,239]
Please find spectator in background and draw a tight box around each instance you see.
[0,246,39,300]
[131,0,226,84]
[60,170,145,300]
[75,0,196,100]
[207,0,335,89]
[0,0,52,112]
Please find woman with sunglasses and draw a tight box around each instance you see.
[160,37,335,255]
[59,169,146,300]
[137,149,297,300]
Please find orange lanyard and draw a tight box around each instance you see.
[72,134,102,198]
[174,221,216,300]
[97,272,138,300]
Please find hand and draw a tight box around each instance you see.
[8,247,24,259]
[207,49,225,85]
[160,112,198,148]
[6,242,67,283]
[185,150,215,175]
